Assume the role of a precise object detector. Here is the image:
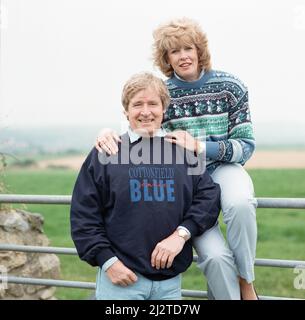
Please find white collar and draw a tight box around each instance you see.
[127,126,167,143]
[174,69,205,82]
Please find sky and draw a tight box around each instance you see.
[1,0,305,130]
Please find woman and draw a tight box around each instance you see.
[95,18,257,300]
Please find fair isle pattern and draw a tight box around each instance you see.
[163,114,229,137]
[162,70,255,172]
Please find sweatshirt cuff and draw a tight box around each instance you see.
[96,248,116,268]
[177,226,191,237]
[179,220,199,238]
[102,256,119,272]
[206,141,220,159]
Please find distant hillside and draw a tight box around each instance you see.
[0,124,122,155]
[1,123,305,156]
[253,122,305,149]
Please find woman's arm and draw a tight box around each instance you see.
[219,85,255,164]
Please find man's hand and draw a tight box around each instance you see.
[95,128,121,155]
[151,231,186,270]
[106,260,138,287]
[165,130,201,153]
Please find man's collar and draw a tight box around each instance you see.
[127,127,167,143]
[174,69,205,82]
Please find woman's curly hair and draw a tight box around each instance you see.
[152,18,212,77]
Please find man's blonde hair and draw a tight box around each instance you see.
[152,18,212,77]
[121,72,170,111]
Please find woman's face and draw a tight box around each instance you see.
[167,44,200,81]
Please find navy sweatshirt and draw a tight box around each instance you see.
[70,133,221,280]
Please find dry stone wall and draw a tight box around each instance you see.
[0,209,60,299]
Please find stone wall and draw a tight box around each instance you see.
[0,209,61,299]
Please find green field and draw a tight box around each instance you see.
[1,168,305,300]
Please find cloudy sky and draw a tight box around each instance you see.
[1,0,305,130]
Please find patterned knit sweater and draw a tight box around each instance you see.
[162,70,255,173]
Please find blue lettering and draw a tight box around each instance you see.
[130,179,141,202]
[129,178,175,202]
[166,180,175,202]
[143,179,153,201]
[153,179,165,201]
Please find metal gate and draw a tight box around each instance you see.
[1,194,305,300]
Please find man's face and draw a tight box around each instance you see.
[125,87,164,136]
[167,43,200,81]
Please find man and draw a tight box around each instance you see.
[70,72,221,300]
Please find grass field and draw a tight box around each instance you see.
[1,168,305,300]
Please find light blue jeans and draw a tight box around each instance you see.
[95,268,181,300]
[193,163,257,300]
